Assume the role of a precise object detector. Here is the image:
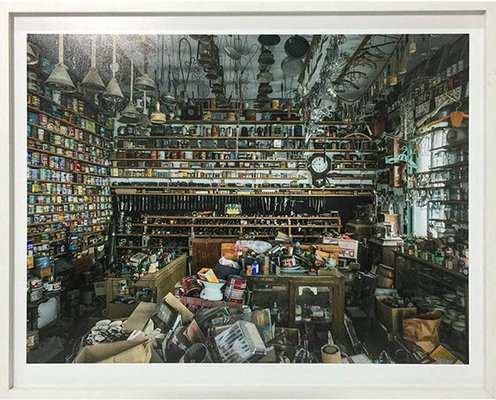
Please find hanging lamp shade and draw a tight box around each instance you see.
[397,46,408,75]
[104,77,124,100]
[104,37,124,101]
[45,34,76,93]
[121,101,140,119]
[27,42,38,65]
[81,36,105,93]
[408,35,417,54]
[134,73,156,92]
[121,59,140,120]
[150,100,166,124]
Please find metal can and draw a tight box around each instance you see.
[223,275,246,304]
[181,275,202,297]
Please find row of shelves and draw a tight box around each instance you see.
[28,122,111,153]
[28,89,112,131]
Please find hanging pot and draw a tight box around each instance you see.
[257,70,273,83]
[258,83,273,95]
[281,57,304,78]
[258,35,281,47]
[206,66,221,80]
[258,49,274,66]
[284,35,310,58]
[211,83,224,94]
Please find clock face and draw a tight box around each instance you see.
[311,156,330,173]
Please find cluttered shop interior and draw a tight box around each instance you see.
[25,33,469,364]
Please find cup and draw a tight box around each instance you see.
[321,344,341,363]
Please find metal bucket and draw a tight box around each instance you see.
[183,343,213,363]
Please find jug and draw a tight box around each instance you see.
[200,280,226,301]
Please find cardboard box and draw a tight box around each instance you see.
[107,302,139,319]
[375,296,417,334]
[197,268,219,283]
[164,293,194,323]
[221,243,237,260]
[122,302,156,332]
[73,337,152,363]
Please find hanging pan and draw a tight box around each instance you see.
[258,35,281,47]
[281,57,304,78]
[284,35,310,58]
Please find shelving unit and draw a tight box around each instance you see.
[115,213,342,259]
[27,75,114,280]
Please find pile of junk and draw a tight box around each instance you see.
[67,291,375,364]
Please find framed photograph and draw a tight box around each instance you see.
[1,1,495,398]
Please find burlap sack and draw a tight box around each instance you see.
[402,310,443,353]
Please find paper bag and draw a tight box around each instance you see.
[402,310,442,353]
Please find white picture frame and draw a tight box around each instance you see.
[0,1,495,398]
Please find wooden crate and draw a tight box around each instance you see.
[105,254,187,318]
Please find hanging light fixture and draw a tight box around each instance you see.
[150,99,166,124]
[120,58,140,120]
[27,41,38,65]
[104,36,124,101]
[137,91,152,129]
[408,34,417,54]
[45,34,76,93]
[134,60,156,92]
[397,47,408,75]
[81,35,106,93]
[388,50,398,86]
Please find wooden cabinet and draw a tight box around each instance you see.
[367,237,403,268]
[105,254,187,318]
[247,275,345,342]
[394,252,468,357]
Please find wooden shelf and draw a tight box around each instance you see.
[27,177,107,187]
[145,215,340,220]
[111,158,377,163]
[28,219,110,227]
[27,104,112,141]
[28,208,111,216]
[28,146,110,168]
[117,135,369,141]
[28,192,111,197]
[113,148,376,153]
[28,89,112,131]
[28,163,109,178]
[28,122,111,152]
[137,223,338,228]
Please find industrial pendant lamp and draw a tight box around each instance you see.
[27,42,38,65]
[81,35,106,93]
[120,59,140,120]
[134,55,156,92]
[137,91,152,129]
[45,34,76,93]
[104,37,124,101]
[388,50,398,86]
[408,35,417,54]
[150,98,166,124]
